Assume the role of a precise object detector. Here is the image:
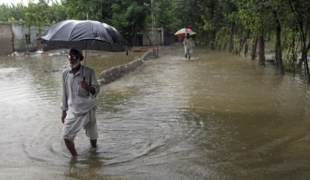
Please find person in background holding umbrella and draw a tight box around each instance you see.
[183,33,195,60]
[60,48,100,157]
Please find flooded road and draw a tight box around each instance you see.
[1,44,310,180]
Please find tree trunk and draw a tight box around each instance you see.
[291,35,297,76]
[228,22,235,53]
[239,29,250,56]
[210,30,216,50]
[298,41,305,67]
[267,29,271,42]
[258,34,265,65]
[223,42,227,51]
[251,35,258,60]
[288,0,310,78]
[274,10,284,74]
[299,23,310,81]
[245,30,251,56]
[244,39,249,57]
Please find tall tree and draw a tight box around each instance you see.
[201,0,225,49]
[24,0,50,35]
[48,1,66,23]
[63,0,94,20]
[110,0,150,43]
[154,0,180,32]
[288,0,310,80]
[0,3,25,22]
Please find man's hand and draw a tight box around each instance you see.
[80,77,89,90]
[80,76,95,94]
[61,111,67,124]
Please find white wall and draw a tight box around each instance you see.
[143,28,164,46]
[12,23,49,51]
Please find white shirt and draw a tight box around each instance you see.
[61,65,100,116]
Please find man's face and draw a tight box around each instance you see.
[68,51,81,68]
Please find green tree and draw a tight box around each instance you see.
[63,0,90,20]
[155,0,181,32]
[111,0,150,44]
[48,1,67,23]
[24,0,50,35]
[0,3,25,22]
[0,4,12,22]
[63,0,108,21]
[288,0,310,80]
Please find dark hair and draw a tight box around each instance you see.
[186,33,190,38]
[69,48,84,61]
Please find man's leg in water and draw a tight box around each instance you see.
[186,48,189,60]
[90,139,97,147]
[64,139,78,157]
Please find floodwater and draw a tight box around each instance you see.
[1,44,310,180]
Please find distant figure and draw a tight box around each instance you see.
[183,33,195,60]
[60,48,100,157]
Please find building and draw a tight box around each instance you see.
[142,28,176,46]
[0,22,45,56]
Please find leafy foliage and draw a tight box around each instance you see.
[0,0,309,68]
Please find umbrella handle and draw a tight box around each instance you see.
[83,49,86,78]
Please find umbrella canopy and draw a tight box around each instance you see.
[174,28,196,37]
[37,20,131,52]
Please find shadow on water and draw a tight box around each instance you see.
[1,45,310,179]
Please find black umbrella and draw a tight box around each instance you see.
[37,20,131,52]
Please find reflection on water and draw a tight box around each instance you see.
[1,45,310,179]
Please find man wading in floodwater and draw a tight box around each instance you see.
[183,33,195,60]
[60,48,100,157]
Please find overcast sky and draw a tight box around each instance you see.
[0,0,42,6]
[1,0,26,6]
